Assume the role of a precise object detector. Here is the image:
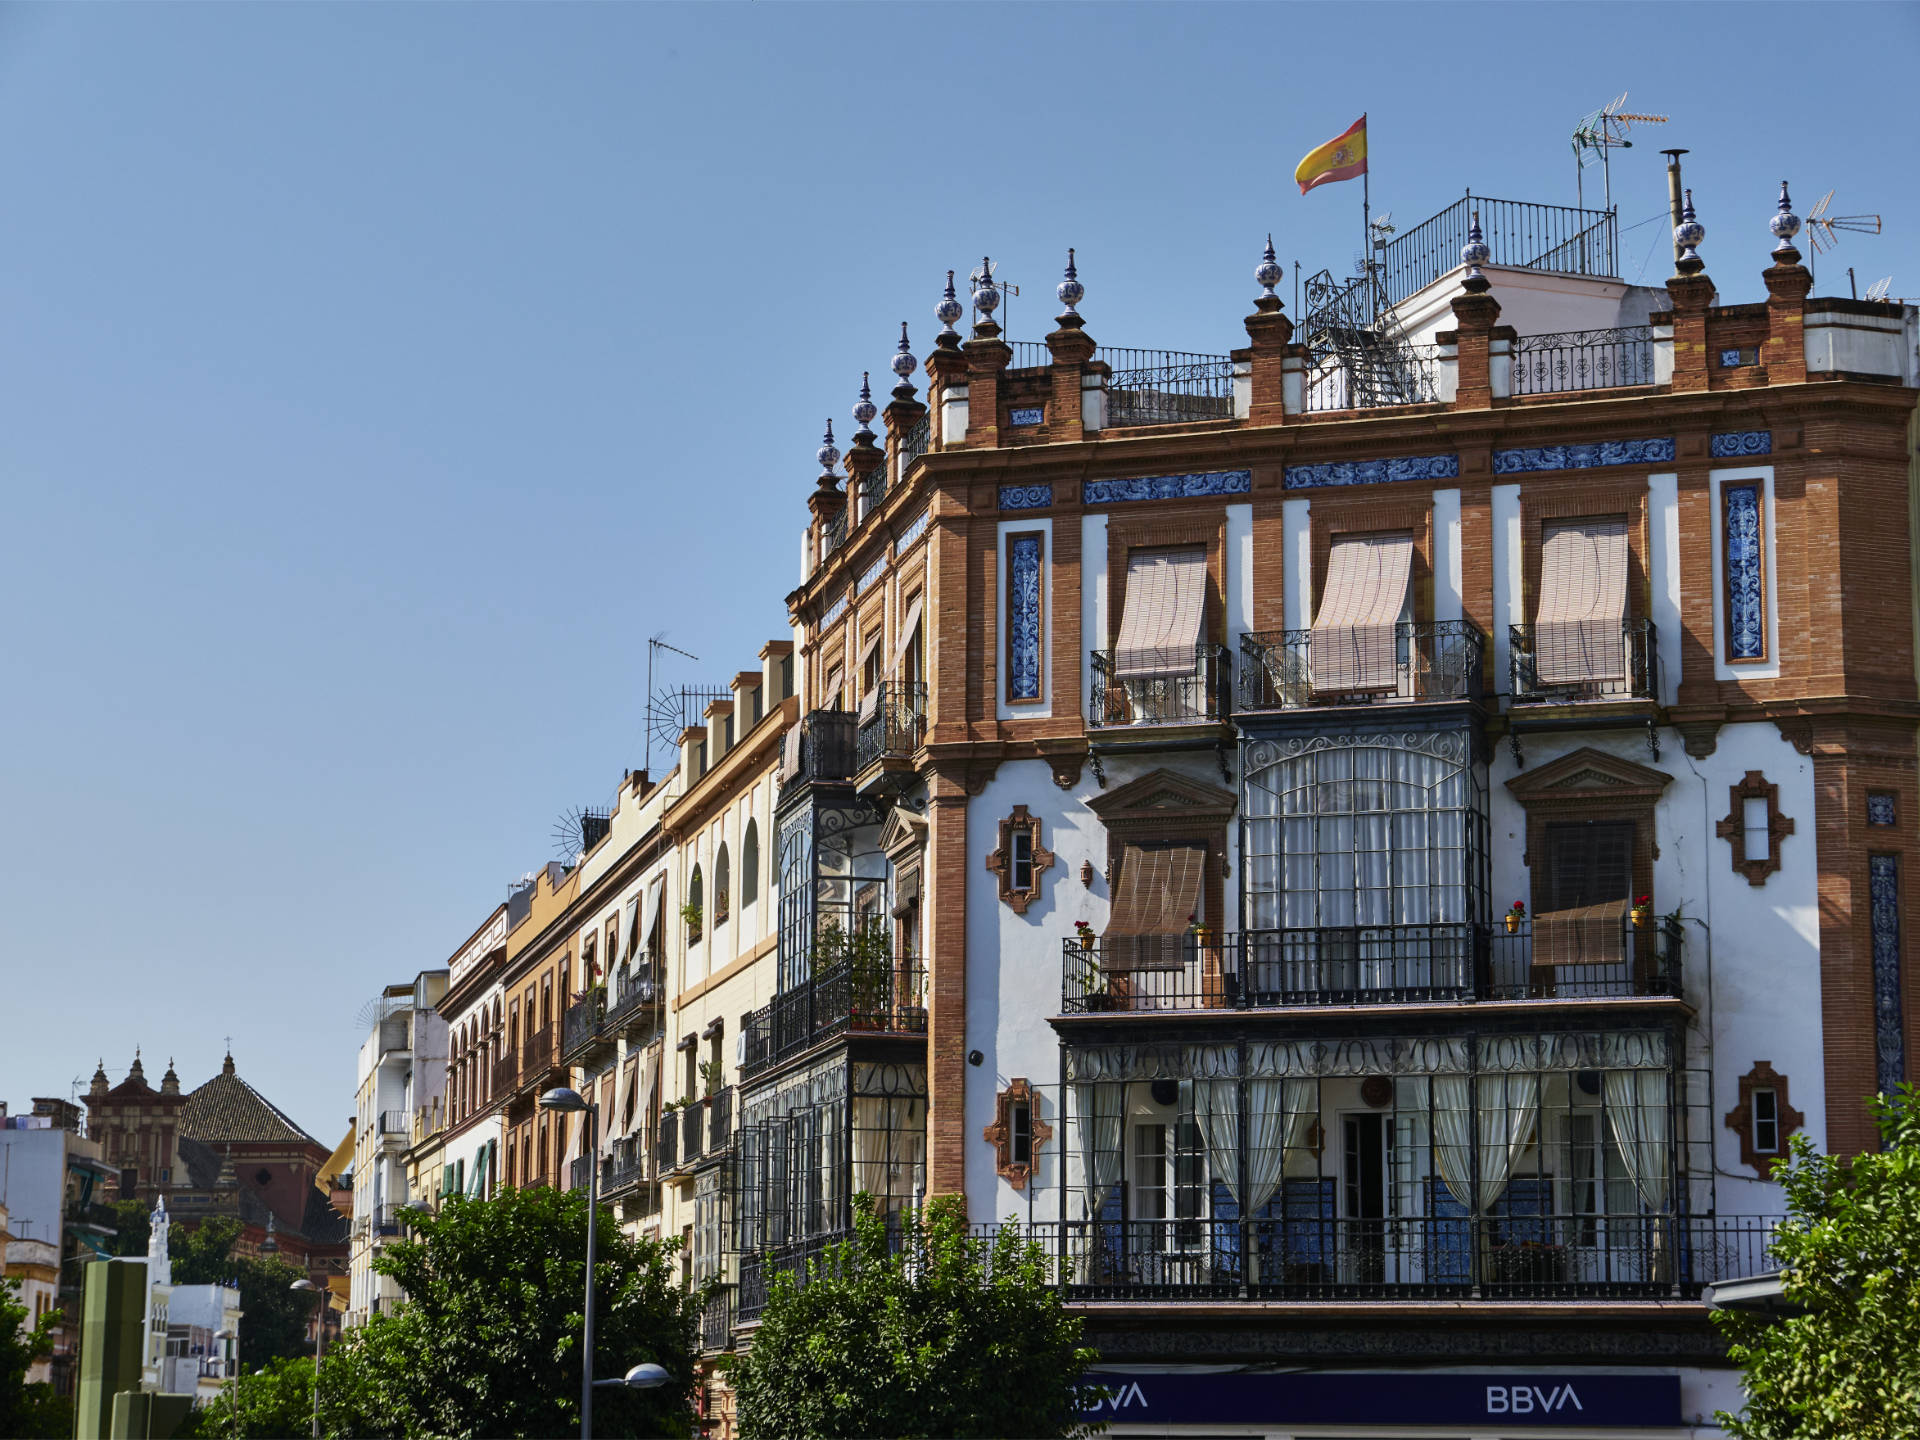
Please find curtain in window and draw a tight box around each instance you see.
[1536,518,1629,683]
[1431,1072,1538,1213]
[1074,1083,1126,1220]
[1603,1069,1670,1212]
[851,1095,921,1211]
[638,876,666,965]
[1311,533,1414,692]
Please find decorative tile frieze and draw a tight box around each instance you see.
[1722,481,1765,661]
[1282,454,1459,490]
[819,590,847,629]
[895,509,929,551]
[1870,853,1906,1096]
[998,484,1054,511]
[857,554,888,595]
[1083,469,1252,504]
[1009,406,1045,427]
[1490,438,1676,474]
[1711,430,1772,457]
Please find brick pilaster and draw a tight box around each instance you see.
[1243,297,1294,426]
[1762,245,1813,385]
[1448,291,1502,411]
[1045,314,1095,444]
[924,766,970,1201]
[964,320,1012,449]
[1665,274,1716,393]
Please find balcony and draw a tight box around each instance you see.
[490,1051,519,1098]
[984,1213,1772,1303]
[1088,646,1231,730]
[377,1014,411,1057]
[374,1204,403,1238]
[1104,349,1235,428]
[855,680,926,777]
[1061,918,1682,1014]
[521,1023,556,1083]
[700,1284,736,1354]
[603,966,661,1035]
[1302,340,1445,413]
[1511,326,1656,396]
[738,1220,908,1324]
[741,956,928,1083]
[561,991,615,1066]
[1510,619,1658,705]
[655,1112,678,1173]
[376,1111,410,1148]
[601,1136,652,1198]
[780,708,858,797]
[1238,621,1484,713]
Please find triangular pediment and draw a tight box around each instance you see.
[1506,745,1673,804]
[1088,767,1237,824]
[877,805,927,857]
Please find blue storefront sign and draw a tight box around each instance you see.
[1076,1371,1680,1428]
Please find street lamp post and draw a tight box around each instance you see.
[289,1279,326,1439]
[540,1086,598,1440]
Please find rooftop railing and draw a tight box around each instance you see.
[1089,645,1231,729]
[740,955,927,1082]
[1510,619,1658,704]
[1010,340,1054,369]
[1511,326,1656,395]
[1303,340,1444,412]
[897,416,931,480]
[1377,194,1618,308]
[1103,348,1235,427]
[1061,918,1683,1014]
[1238,621,1484,712]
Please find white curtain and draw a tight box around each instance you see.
[1432,1073,1538,1213]
[1191,1075,1240,1208]
[852,1096,922,1212]
[1604,1069,1671,1212]
[1075,1083,1125,1220]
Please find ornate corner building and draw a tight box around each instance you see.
[691,178,1920,1435]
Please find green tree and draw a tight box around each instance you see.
[1714,1085,1920,1439]
[0,1275,65,1439]
[317,1184,699,1439]
[179,1355,318,1440]
[733,1194,1100,1440]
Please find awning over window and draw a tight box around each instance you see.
[1311,532,1413,693]
[859,628,884,673]
[1532,899,1629,968]
[1104,844,1205,969]
[1113,548,1207,680]
[779,724,802,782]
[1535,518,1629,684]
[637,874,667,960]
[621,894,640,965]
[890,596,923,674]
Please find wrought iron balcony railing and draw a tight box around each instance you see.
[569,1155,593,1193]
[1510,619,1658,704]
[520,1023,555,1080]
[700,1284,736,1353]
[983,1213,1772,1302]
[561,992,607,1063]
[604,966,660,1033]
[1511,326,1656,395]
[656,1111,678,1173]
[855,680,926,771]
[780,708,858,796]
[376,1110,410,1137]
[1238,621,1484,712]
[1375,194,1619,309]
[741,955,928,1082]
[819,507,848,561]
[601,1136,652,1197]
[1103,348,1235,428]
[1088,645,1231,729]
[1061,918,1682,1014]
[490,1052,518,1097]
[737,1216,909,1323]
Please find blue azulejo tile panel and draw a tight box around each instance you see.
[998,484,1054,511]
[1006,533,1044,702]
[1283,454,1459,490]
[1083,469,1252,505]
[1869,854,1906,1096]
[1722,482,1765,661]
[1869,792,1898,827]
[1009,407,1045,427]
[1490,438,1676,474]
[1711,430,1772,458]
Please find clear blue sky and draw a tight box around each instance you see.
[3,3,1915,1140]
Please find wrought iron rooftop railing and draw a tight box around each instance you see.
[740,954,927,1081]
[1512,326,1656,395]
[855,680,926,772]
[1303,340,1444,412]
[1061,917,1682,1014]
[1509,619,1659,704]
[1010,340,1054,369]
[1088,645,1231,729]
[1103,348,1235,427]
[1238,621,1485,711]
[818,506,848,561]
[1377,194,1619,308]
[897,416,931,480]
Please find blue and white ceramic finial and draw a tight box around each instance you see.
[936,270,964,337]
[1461,210,1491,282]
[1770,181,1802,255]
[891,322,917,380]
[1675,188,1706,274]
[1056,248,1083,316]
[973,257,1001,317]
[816,419,840,472]
[1254,234,1284,301]
[852,373,877,431]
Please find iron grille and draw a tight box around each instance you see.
[1102,348,1235,427]
[1511,326,1656,395]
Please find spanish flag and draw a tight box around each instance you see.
[1295,115,1368,195]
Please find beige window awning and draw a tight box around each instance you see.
[1114,548,1207,679]
[1103,843,1205,971]
[1311,532,1413,693]
[637,875,667,960]
[1532,899,1629,967]
[1535,518,1629,684]
[780,724,802,782]
[890,596,923,674]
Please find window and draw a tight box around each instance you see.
[984,1078,1051,1191]
[1533,517,1630,687]
[1312,533,1414,694]
[1544,821,1633,911]
[986,805,1052,914]
[1751,1089,1780,1154]
[714,845,731,925]
[1010,1101,1032,1165]
[580,937,595,988]
[687,866,704,942]
[825,667,843,711]
[742,820,760,907]
[1716,770,1794,887]
[1011,829,1034,892]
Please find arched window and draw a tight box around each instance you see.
[742,820,760,907]
[714,844,731,925]
[687,866,704,943]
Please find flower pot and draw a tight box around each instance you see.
[1630,906,1650,927]
[1077,934,1094,952]
[1505,913,1522,934]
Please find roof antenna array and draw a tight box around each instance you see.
[1804,190,1883,255]
[1571,92,1668,213]
[1864,276,1894,303]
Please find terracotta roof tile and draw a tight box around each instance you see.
[180,1065,315,1147]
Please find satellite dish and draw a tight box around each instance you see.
[1865,275,1894,303]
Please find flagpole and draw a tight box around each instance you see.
[1361,113,1374,317]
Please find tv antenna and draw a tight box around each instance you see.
[642,634,730,779]
[551,805,611,865]
[1804,189,1882,255]
[1865,275,1894,303]
[969,258,1019,335]
[1571,92,1668,214]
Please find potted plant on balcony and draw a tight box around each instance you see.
[1506,900,1526,934]
[845,918,894,1030]
[1077,945,1112,1011]
[680,901,703,944]
[1630,894,1652,927]
[1073,918,1095,952]
[698,1059,722,1100]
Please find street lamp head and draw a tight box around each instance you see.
[290,1278,315,1292]
[539,1086,588,1113]
[624,1363,670,1390]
